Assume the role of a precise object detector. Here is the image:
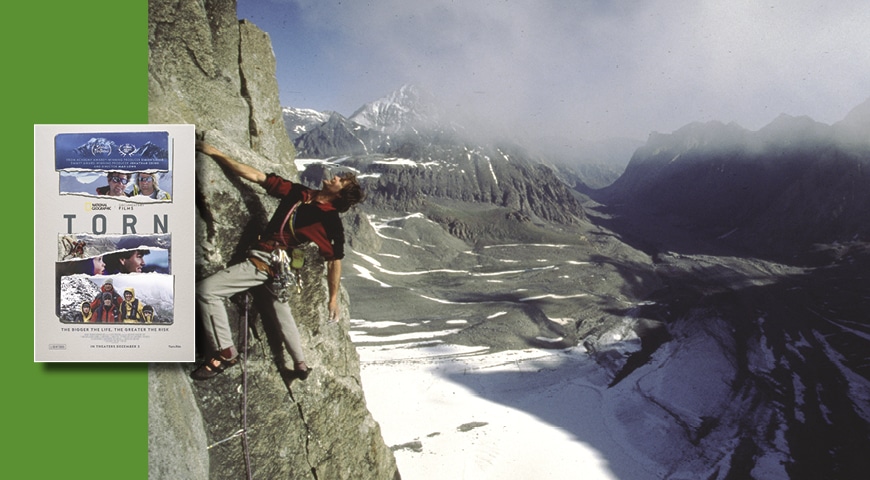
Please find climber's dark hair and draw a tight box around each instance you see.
[333,173,365,213]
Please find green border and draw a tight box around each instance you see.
[8,1,148,477]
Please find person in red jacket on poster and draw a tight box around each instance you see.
[92,292,119,323]
[89,278,122,312]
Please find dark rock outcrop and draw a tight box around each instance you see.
[148,1,398,478]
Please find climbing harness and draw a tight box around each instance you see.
[268,200,306,301]
[269,248,300,303]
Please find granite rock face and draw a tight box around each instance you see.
[147,1,399,478]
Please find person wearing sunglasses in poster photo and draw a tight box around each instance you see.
[131,172,171,201]
[95,171,131,197]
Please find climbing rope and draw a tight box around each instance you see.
[241,294,253,480]
[206,429,244,449]
[205,294,253,480]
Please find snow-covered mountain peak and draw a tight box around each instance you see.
[349,84,447,134]
[282,106,334,138]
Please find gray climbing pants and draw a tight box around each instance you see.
[195,249,305,363]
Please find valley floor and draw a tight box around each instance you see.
[357,343,658,480]
[347,203,870,479]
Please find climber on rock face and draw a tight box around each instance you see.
[191,139,365,384]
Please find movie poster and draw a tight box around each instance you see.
[34,125,195,362]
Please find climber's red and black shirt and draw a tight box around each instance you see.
[257,173,345,260]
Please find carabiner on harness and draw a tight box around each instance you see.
[269,249,296,303]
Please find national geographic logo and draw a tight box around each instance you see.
[85,202,112,212]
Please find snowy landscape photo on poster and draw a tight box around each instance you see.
[55,131,173,201]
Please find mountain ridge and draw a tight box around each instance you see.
[598,98,870,260]
[286,85,589,232]
[349,84,458,135]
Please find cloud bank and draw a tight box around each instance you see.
[240,0,870,143]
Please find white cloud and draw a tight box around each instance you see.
[242,0,870,142]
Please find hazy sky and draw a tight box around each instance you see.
[237,0,869,143]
